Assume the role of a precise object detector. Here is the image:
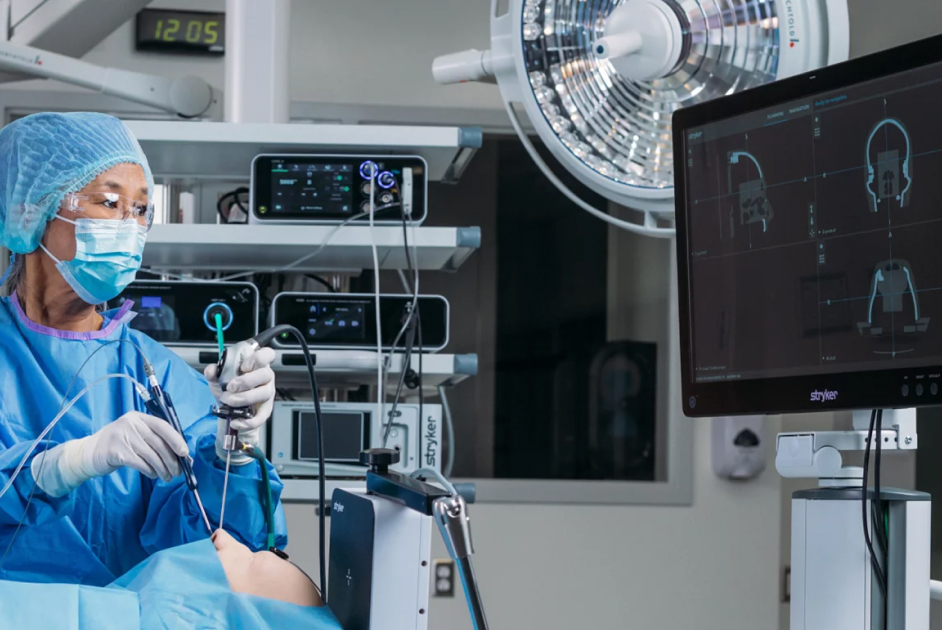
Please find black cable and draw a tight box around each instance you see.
[875,409,888,629]
[417,309,424,452]
[232,191,249,217]
[400,207,424,453]
[381,208,421,445]
[383,313,418,445]
[288,327,327,604]
[874,410,887,552]
[863,409,888,599]
[216,196,229,224]
[254,324,327,604]
[305,275,335,293]
[216,187,250,224]
[400,215,415,293]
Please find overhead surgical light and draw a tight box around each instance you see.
[433,0,851,237]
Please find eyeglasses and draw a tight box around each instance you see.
[61,191,155,231]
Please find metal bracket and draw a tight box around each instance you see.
[775,408,917,484]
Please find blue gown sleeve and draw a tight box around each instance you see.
[0,415,72,527]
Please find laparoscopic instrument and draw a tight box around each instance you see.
[142,361,213,534]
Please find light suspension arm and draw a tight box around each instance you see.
[0,41,217,118]
[432,49,497,85]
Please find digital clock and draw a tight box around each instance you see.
[136,9,225,55]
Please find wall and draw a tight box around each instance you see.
[847,0,942,58]
[287,0,501,111]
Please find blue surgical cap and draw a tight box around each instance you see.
[0,112,154,254]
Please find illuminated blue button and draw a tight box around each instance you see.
[378,171,396,189]
[203,302,233,331]
[359,161,378,179]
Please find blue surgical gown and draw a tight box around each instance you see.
[0,294,287,585]
[0,539,341,629]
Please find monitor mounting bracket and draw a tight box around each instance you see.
[775,408,917,485]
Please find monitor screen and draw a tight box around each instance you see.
[296,411,366,464]
[112,281,258,345]
[251,155,426,223]
[674,35,942,416]
[272,293,449,350]
[268,161,355,216]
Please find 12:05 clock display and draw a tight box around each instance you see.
[136,9,225,55]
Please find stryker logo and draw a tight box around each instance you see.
[785,0,799,47]
[424,415,438,467]
[332,501,344,514]
[810,389,838,402]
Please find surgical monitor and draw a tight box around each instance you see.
[673,35,942,416]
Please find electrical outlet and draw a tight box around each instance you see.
[433,559,455,597]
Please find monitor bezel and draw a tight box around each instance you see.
[672,34,942,417]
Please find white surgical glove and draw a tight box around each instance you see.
[204,347,276,463]
[31,411,190,498]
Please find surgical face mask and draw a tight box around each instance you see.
[40,215,147,305]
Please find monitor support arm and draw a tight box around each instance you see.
[0,40,218,118]
[776,408,917,485]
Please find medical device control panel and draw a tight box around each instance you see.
[674,35,942,415]
[263,401,443,478]
[270,292,449,351]
[250,154,427,224]
[113,280,259,346]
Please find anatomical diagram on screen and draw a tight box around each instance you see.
[684,67,942,382]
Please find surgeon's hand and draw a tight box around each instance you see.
[204,347,276,462]
[84,411,189,480]
[31,411,190,498]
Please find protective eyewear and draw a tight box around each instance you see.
[61,191,156,231]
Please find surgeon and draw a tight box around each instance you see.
[0,112,286,585]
